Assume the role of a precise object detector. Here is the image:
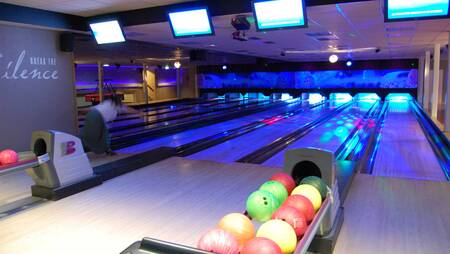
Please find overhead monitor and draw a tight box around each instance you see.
[385,0,450,21]
[168,7,214,38]
[252,0,307,31]
[89,20,126,44]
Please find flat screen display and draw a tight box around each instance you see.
[386,0,450,21]
[168,8,214,38]
[89,20,126,44]
[253,0,307,30]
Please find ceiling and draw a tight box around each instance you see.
[73,34,257,65]
[0,0,193,17]
[125,0,450,62]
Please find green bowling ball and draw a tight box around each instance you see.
[300,176,328,199]
[246,190,280,222]
[259,180,288,204]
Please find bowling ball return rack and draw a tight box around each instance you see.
[0,130,101,203]
[122,148,345,254]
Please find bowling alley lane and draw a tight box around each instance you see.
[371,100,447,181]
[263,100,377,167]
[110,99,279,137]
[102,98,263,129]
[117,99,309,154]
[186,102,338,163]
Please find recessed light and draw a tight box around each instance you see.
[329,54,339,63]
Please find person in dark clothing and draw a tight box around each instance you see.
[80,97,141,156]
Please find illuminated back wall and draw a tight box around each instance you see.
[199,69,418,89]
[198,59,418,91]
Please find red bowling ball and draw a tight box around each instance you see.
[240,237,282,254]
[283,195,315,223]
[0,149,19,166]
[272,205,308,236]
[270,172,296,194]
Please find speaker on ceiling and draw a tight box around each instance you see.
[60,32,74,52]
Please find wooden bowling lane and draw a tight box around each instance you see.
[0,157,279,254]
[262,100,375,167]
[334,173,450,254]
[186,104,330,163]
[105,98,260,129]
[372,101,447,181]
[117,101,309,154]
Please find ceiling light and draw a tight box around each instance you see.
[346,60,352,67]
[174,61,181,69]
[103,64,110,67]
[164,65,170,70]
[222,65,228,70]
[329,54,339,63]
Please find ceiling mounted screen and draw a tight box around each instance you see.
[89,20,126,44]
[168,7,214,38]
[385,0,450,21]
[253,0,307,31]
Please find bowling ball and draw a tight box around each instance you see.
[300,176,328,199]
[0,149,18,165]
[197,228,239,254]
[272,205,307,236]
[270,172,296,194]
[283,195,315,223]
[240,237,282,254]
[246,190,279,222]
[218,213,254,248]
[256,219,297,254]
[259,180,288,204]
[291,184,322,212]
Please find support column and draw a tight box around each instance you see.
[142,64,149,104]
[432,44,441,118]
[445,34,450,131]
[423,51,431,111]
[97,61,104,102]
[418,56,425,104]
[176,68,181,99]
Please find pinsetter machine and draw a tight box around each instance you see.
[0,130,101,201]
[121,147,346,254]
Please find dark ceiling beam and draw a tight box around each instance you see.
[91,0,375,27]
[0,3,87,31]
[0,0,373,31]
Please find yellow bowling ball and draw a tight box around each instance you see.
[291,184,322,212]
[256,219,297,254]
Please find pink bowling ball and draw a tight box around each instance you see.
[0,149,18,166]
[197,228,239,254]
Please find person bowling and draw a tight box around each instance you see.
[80,96,141,156]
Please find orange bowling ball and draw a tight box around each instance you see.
[218,213,255,248]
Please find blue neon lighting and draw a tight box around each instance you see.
[253,0,307,30]
[168,8,214,37]
[386,0,449,20]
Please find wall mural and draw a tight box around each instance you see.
[0,50,59,80]
[199,69,418,89]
